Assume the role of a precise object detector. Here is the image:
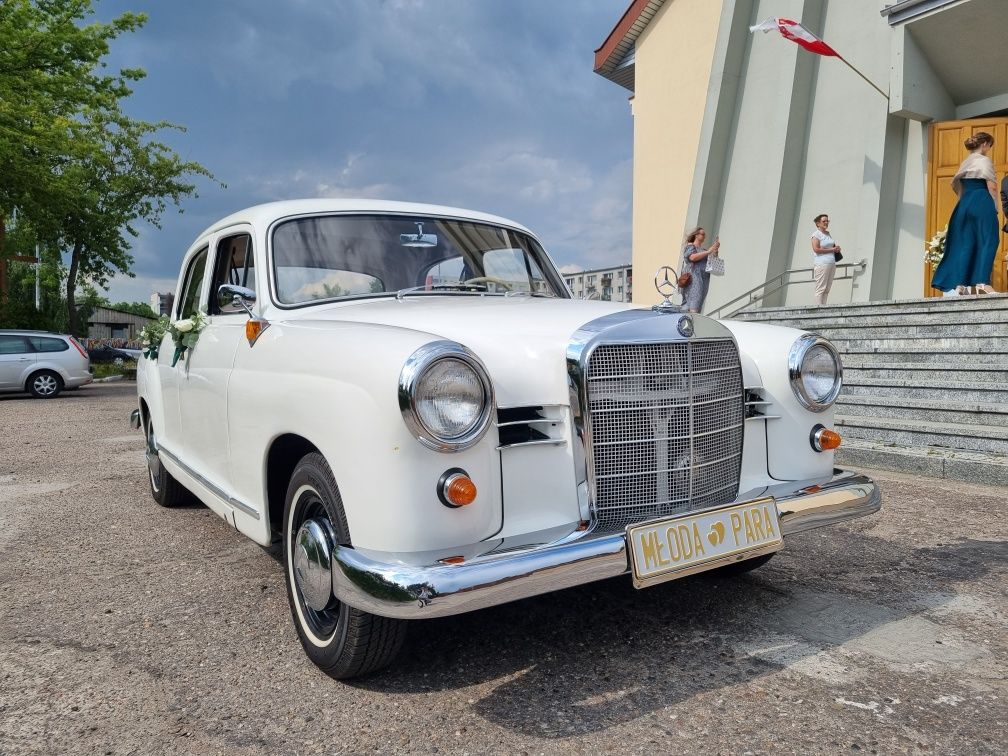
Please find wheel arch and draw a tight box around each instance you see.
[265,433,321,536]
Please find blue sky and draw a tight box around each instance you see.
[96,0,633,303]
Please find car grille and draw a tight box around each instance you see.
[585,339,744,532]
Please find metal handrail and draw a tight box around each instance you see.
[705,259,867,319]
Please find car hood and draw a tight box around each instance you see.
[280,296,641,406]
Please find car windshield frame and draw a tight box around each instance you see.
[266,212,570,309]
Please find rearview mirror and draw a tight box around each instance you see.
[217,284,256,313]
[400,222,438,248]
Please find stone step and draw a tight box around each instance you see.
[835,415,1008,454]
[836,439,1008,486]
[797,322,1008,340]
[837,351,1008,366]
[729,294,1008,321]
[841,379,1008,404]
[747,312,1008,331]
[836,394,1008,426]
[842,360,1008,382]
[824,336,1006,353]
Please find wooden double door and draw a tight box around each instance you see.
[925,118,1008,296]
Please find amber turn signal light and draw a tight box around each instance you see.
[246,319,270,346]
[810,425,842,452]
[438,469,477,508]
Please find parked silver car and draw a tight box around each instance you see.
[0,330,93,398]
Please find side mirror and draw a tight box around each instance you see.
[217,284,256,314]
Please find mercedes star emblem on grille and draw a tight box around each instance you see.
[677,315,694,338]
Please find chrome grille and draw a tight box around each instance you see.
[585,339,743,531]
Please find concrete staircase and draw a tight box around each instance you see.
[730,295,1008,485]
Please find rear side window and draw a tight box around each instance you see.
[28,336,69,352]
[178,247,209,319]
[0,335,29,354]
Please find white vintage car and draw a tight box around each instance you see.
[132,199,880,679]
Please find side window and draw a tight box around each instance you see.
[0,335,29,354]
[177,247,209,320]
[28,337,69,352]
[211,233,256,314]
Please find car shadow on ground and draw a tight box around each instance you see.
[351,529,1005,737]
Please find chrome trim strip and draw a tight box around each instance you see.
[158,446,261,520]
[329,470,880,619]
[496,439,567,450]
[495,418,560,427]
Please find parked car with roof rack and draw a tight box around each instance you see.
[131,199,881,679]
[0,330,92,398]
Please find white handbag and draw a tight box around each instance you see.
[705,254,725,276]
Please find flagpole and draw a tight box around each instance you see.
[835,54,889,101]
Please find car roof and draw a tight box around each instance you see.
[195,199,535,240]
[0,329,68,336]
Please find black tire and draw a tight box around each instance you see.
[145,417,191,507]
[27,370,63,398]
[283,452,406,679]
[708,553,774,578]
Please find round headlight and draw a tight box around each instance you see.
[788,335,842,411]
[399,342,493,450]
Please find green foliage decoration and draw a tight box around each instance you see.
[138,315,169,359]
[167,310,206,367]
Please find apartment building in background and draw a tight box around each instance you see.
[564,264,633,302]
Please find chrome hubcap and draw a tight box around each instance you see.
[34,375,57,395]
[294,518,334,611]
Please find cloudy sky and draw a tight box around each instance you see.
[95,0,633,303]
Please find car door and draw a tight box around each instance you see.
[0,335,35,390]
[176,227,257,517]
[158,245,209,454]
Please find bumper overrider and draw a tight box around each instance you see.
[331,470,880,619]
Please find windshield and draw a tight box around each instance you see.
[271,214,566,305]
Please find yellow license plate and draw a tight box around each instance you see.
[627,498,782,588]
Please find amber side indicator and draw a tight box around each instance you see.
[246,319,270,346]
[811,423,842,453]
[445,475,477,507]
[438,556,466,565]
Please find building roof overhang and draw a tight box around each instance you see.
[593,0,666,91]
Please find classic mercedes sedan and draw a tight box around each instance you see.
[132,199,880,678]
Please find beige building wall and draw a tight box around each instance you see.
[630,0,724,306]
[602,0,1008,311]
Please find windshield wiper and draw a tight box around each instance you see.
[395,283,490,300]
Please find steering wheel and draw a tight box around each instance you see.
[463,276,513,291]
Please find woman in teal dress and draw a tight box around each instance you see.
[931,132,1000,295]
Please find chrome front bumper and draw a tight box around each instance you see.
[332,470,880,619]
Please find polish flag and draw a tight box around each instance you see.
[750,17,838,57]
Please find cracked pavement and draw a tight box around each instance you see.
[1,383,1005,754]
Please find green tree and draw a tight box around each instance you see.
[0,1,217,334]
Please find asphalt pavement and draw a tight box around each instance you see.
[1,383,1005,754]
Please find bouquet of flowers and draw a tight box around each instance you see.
[139,316,170,360]
[168,311,208,367]
[925,226,947,266]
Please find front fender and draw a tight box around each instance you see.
[721,319,837,481]
[227,320,504,554]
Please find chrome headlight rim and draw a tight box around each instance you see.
[399,340,494,451]
[788,334,842,412]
